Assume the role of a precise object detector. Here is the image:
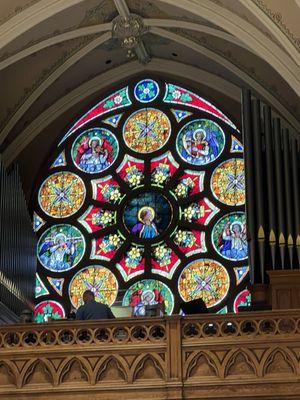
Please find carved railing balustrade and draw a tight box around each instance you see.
[1,311,300,399]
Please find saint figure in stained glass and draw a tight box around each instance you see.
[176,119,225,165]
[72,128,118,173]
[212,213,247,261]
[38,225,85,272]
[132,206,158,239]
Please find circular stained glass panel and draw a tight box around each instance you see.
[37,224,85,272]
[69,266,118,309]
[34,300,65,323]
[176,119,225,165]
[178,259,230,308]
[123,108,171,153]
[122,279,174,315]
[71,128,119,174]
[123,191,172,239]
[211,158,245,206]
[38,171,85,218]
[233,289,251,313]
[134,79,159,103]
[212,212,247,261]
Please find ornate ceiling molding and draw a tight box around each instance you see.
[0,0,299,94]
[158,0,300,95]
[244,0,300,59]
[1,58,241,166]
[0,23,112,70]
[0,32,111,147]
[145,19,253,52]
[150,27,300,131]
[0,19,254,72]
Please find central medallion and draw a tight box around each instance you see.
[123,191,172,240]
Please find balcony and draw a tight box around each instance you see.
[0,310,300,399]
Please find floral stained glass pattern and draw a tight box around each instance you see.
[123,108,171,153]
[71,128,118,174]
[134,79,159,103]
[38,172,85,218]
[116,245,145,282]
[60,86,131,144]
[69,266,118,309]
[234,289,251,313]
[35,77,248,316]
[34,301,65,323]
[178,259,230,308]
[211,159,245,206]
[37,225,85,272]
[123,279,174,315]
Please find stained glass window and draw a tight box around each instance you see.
[33,77,248,319]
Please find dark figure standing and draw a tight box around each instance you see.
[76,290,115,320]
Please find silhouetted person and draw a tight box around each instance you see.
[76,290,115,320]
[181,298,209,315]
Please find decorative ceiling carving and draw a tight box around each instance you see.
[0,0,299,197]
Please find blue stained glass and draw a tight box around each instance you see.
[230,136,244,153]
[51,151,66,168]
[234,266,249,285]
[171,109,192,123]
[48,277,64,296]
[103,114,123,128]
[134,79,159,103]
[33,212,45,232]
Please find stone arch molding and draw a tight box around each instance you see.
[2,56,300,168]
[0,0,299,95]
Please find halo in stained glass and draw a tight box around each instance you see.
[34,300,65,323]
[234,289,251,313]
[212,212,247,261]
[176,119,225,166]
[69,266,118,309]
[134,79,159,103]
[123,191,172,239]
[71,128,119,174]
[178,259,230,308]
[37,224,85,272]
[122,279,174,315]
[38,171,85,218]
[123,108,171,153]
[210,158,245,206]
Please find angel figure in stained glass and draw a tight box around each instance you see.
[219,221,247,260]
[132,206,158,239]
[183,128,219,164]
[76,136,113,173]
[39,233,77,271]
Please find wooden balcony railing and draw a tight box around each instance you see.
[0,310,300,399]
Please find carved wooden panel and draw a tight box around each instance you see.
[0,313,300,399]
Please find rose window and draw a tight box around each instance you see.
[33,78,249,321]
